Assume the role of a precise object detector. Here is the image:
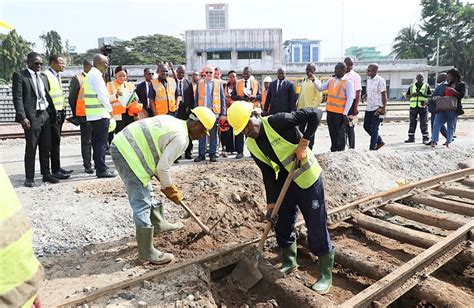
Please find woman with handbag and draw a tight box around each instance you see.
[431,68,466,148]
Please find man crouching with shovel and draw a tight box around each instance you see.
[110,106,216,264]
[227,101,334,294]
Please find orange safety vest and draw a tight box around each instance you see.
[197,79,221,114]
[236,79,259,108]
[261,88,268,110]
[107,80,135,115]
[75,72,86,116]
[151,78,176,115]
[325,78,347,114]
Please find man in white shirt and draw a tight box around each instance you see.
[343,57,362,149]
[363,64,387,150]
[85,54,116,178]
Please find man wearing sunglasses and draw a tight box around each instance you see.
[12,52,58,187]
[194,64,227,162]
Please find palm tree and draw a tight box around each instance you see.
[391,25,428,59]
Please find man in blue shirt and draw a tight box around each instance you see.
[194,64,227,162]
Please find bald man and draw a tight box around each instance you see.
[263,67,297,115]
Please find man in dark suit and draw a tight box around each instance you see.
[263,67,297,115]
[135,68,155,117]
[174,65,195,159]
[12,52,59,187]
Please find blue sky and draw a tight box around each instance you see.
[1,0,423,59]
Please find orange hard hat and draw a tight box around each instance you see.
[127,101,143,116]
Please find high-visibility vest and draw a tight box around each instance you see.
[107,80,135,115]
[197,79,221,114]
[151,78,176,115]
[84,74,108,118]
[0,165,44,307]
[44,69,66,111]
[75,72,86,116]
[325,78,347,114]
[261,89,268,110]
[410,83,429,108]
[112,115,188,186]
[236,79,259,108]
[246,117,322,189]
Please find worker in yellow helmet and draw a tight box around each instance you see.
[110,106,216,264]
[0,165,44,307]
[227,102,334,294]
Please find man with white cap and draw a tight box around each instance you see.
[261,76,272,111]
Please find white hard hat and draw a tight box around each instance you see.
[263,76,272,83]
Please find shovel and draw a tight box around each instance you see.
[230,158,298,290]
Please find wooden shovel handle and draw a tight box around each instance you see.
[257,159,298,252]
[179,200,210,234]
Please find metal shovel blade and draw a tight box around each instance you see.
[230,248,263,290]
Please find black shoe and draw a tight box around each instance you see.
[97,170,117,178]
[84,167,94,174]
[404,138,415,143]
[209,154,217,162]
[59,167,73,174]
[52,171,70,179]
[376,142,386,150]
[43,174,59,184]
[422,138,430,145]
[24,178,35,187]
[235,153,244,159]
[174,159,180,164]
[105,149,111,156]
[194,155,205,162]
[184,152,192,159]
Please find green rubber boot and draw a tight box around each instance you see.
[150,205,184,236]
[311,249,335,294]
[280,241,299,275]
[136,227,174,264]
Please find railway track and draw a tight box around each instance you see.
[1,115,473,140]
[59,167,474,307]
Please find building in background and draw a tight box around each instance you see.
[185,28,282,73]
[97,37,122,48]
[284,39,321,63]
[345,46,391,62]
[206,3,228,30]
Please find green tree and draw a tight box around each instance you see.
[40,30,64,58]
[0,30,34,82]
[391,25,429,59]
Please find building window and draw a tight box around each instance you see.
[401,79,413,86]
[196,52,202,57]
[302,46,310,62]
[207,51,231,60]
[311,47,319,62]
[237,51,261,59]
[293,46,301,62]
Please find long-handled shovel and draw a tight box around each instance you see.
[230,159,298,290]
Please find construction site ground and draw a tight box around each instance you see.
[1,119,474,307]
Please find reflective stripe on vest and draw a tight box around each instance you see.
[112,116,188,186]
[325,79,347,114]
[76,73,86,116]
[151,78,176,115]
[0,165,44,307]
[84,75,107,117]
[197,79,221,114]
[410,83,429,108]
[44,70,65,111]
[245,118,322,189]
[107,81,134,115]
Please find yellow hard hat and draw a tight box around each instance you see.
[191,106,216,132]
[227,101,253,135]
[108,118,116,132]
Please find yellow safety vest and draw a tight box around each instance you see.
[112,116,188,186]
[246,117,322,189]
[44,69,66,111]
[84,73,108,118]
[410,83,429,108]
[0,165,44,307]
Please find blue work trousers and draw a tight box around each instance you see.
[198,123,218,156]
[274,177,333,257]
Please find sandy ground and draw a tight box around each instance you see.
[1,120,473,306]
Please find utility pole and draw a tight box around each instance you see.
[341,0,344,58]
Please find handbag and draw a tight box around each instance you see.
[435,96,457,112]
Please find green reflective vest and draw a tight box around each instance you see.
[0,165,44,307]
[246,117,322,189]
[84,73,107,118]
[44,69,65,111]
[410,83,429,108]
[113,115,188,186]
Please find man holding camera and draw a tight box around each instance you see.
[405,74,432,144]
